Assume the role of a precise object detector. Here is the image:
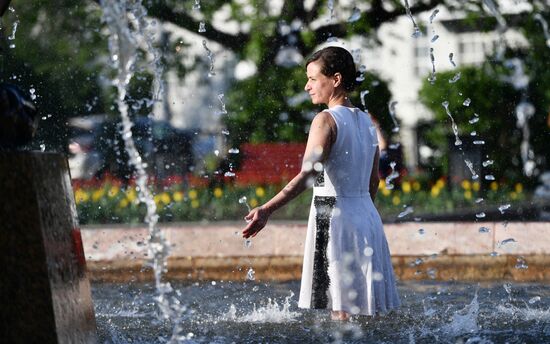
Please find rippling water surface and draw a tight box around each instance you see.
[93,281,550,343]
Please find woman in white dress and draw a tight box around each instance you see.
[242,46,400,320]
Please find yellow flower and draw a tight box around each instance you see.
[191,199,200,208]
[412,181,421,191]
[154,194,162,206]
[402,181,411,193]
[472,181,480,192]
[108,185,120,198]
[74,189,89,204]
[392,195,401,206]
[250,198,259,208]
[118,199,129,208]
[515,183,523,193]
[126,188,137,202]
[173,191,184,202]
[213,187,223,198]
[436,178,445,189]
[160,192,171,205]
[188,189,198,200]
[464,190,472,200]
[461,180,471,190]
[378,180,385,190]
[510,191,518,200]
[92,189,105,202]
[430,186,440,198]
[255,187,266,198]
[381,187,391,196]
[490,181,498,192]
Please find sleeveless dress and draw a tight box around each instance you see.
[297,105,401,316]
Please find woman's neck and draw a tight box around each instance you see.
[327,91,353,109]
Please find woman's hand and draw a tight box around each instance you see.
[242,206,271,238]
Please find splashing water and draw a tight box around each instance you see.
[441,101,462,146]
[482,160,493,167]
[449,52,457,67]
[348,7,361,23]
[499,238,517,247]
[385,162,400,190]
[475,212,486,219]
[534,13,550,48]
[403,0,422,38]
[429,8,440,24]
[428,48,436,84]
[483,0,507,60]
[246,267,256,281]
[515,101,536,176]
[198,21,206,33]
[239,196,251,213]
[387,101,400,133]
[100,1,186,342]
[398,206,414,219]
[498,204,511,214]
[202,40,216,77]
[463,98,471,107]
[463,160,479,179]
[469,114,480,124]
[327,0,335,22]
[217,93,228,115]
[192,0,201,10]
[442,292,480,336]
[515,256,528,270]
[479,227,490,233]
[360,90,370,110]
[228,148,240,154]
[430,35,439,43]
[449,72,461,83]
[223,293,300,323]
[7,7,19,48]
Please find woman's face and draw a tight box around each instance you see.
[304,61,336,105]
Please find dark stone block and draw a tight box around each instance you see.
[0,151,97,343]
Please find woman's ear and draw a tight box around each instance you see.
[333,73,343,88]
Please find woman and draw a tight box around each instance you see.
[242,46,400,320]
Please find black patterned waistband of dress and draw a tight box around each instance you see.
[311,195,336,309]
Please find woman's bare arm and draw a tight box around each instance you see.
[369,147,380,202]
[242,111,336,238]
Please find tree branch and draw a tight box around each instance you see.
[146,3,249,53]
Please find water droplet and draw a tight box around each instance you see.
[475,212,486,218]
[221,129,230,135]
[482,160,494,167]
[431,34,439,43]
[228,148,240,154]
[40,144,46,152]
[244,240,252,248]
[418,228,425,235]
[478,226,490,233]
[29,88,36,100]
[214,149,220,156]
[347,7,361,23]
[246,267,255,280]
[192,0,201,10]
[490,251,499,257]
[499,238,517,246]
[498,204,511,214]
[398,206,414,218]
[528,296,541,304]
[464,159,478,179]
[224,171,235,177]
[448,72,461,83]
[449,53,456,67]
[470,131,477,136]
[484,175,495,181]
[515,257,528,270]
[463,98,471,106]
[198,22,206,33]
[473,140,485,145]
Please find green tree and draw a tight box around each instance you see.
[418,10,550,185]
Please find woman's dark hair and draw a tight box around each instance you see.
[305,46,357,92]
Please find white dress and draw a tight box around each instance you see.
[298,105,401,316]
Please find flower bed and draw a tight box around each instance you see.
[72,175,527,225]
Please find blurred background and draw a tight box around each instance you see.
[2,0,549,225]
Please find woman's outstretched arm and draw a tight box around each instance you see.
[242,111,336,238]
